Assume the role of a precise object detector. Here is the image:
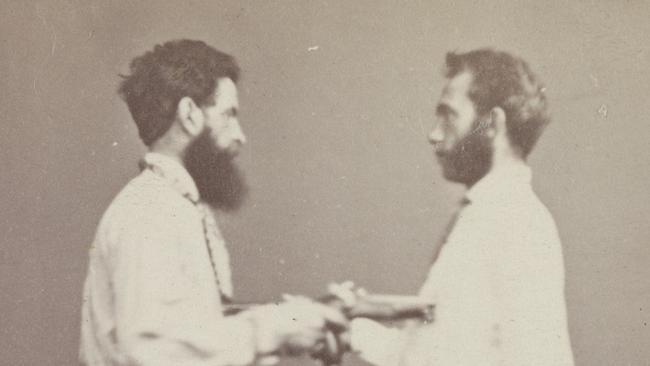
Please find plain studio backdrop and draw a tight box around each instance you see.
[1,1,649,365]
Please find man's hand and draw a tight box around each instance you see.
[326,281,434,322]
[327,281,366,309]
[246,295,348,363]
[310,281,364,363]
[314,281,435,364]
[228,283,433,365]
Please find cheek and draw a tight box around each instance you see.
[212,126,238,150]
[203,125,224,149]
[213,133,230,150]
[448,119,474,146]
[207,117,227,137]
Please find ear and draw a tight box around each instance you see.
[487,106,506,139]
[176,96,205,137]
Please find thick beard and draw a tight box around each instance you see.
[438,118,493,187]
[183,129,249,211]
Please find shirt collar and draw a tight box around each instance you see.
[465,161,532,205]
[140,152,200,203]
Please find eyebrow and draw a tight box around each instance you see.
[225,107,238,117]
[436,103,454,116]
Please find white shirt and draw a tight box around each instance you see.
[79,153,256,366]
[352,162,574,366]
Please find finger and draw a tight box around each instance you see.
[318,304,349,332]
[324,330,340,356]
[355,287,368,297]
[315,331,344,365]
[327,283,357,308]
[337,330,351,351]
[286,329,324,351]
[327,281,354,291]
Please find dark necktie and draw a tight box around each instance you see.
[430,197,470,264]
[195,202,234,301]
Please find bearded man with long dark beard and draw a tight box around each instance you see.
[78,40,346,366]
[335,49,575,366]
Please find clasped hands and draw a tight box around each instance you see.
[243,282,362,365]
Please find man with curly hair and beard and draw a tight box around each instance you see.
[336,49,575,366]
[79,39,346,366]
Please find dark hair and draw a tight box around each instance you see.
[445,49,549,157]
[118,39,240,146]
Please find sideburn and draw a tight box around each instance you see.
[449,120,493,187]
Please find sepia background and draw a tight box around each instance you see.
[1,1,649,365]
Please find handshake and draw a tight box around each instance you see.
[228,283,434,365]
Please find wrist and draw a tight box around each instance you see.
[246,306,284,356]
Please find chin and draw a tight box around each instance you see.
[442,171,465,184]
[440,165,479,186]
[437,159,459,182]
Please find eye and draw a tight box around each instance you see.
[222,107,236,119]
[435,104,455,121]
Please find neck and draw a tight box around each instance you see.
[491,131,527,172]
[465,142,526,188]
[484,140,528,182]
[149,125,191,166]
[148,130,190,166]
[490,151,526,174]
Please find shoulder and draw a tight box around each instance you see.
[518,189,561,243]
[95,170,198,248]
[471,185,558,238]
[493,189,566,274]
[463,186,563,266]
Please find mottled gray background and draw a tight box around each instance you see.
[1,1,649,365]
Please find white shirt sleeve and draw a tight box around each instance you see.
[350,168,573,366]
[349,261,439,366]
[108,206,258,366]
[490,216,574,366]
[350,318,413,366]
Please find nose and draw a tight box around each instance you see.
[232,119,247,145]
[428,123,444,146]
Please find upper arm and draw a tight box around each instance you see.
[107,201,195,337]
[488,211,570,364]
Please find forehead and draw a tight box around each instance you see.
[214,77,238,108]
[439,71,474,107]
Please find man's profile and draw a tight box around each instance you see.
[337,49,575,366]
[79,39,346,366]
